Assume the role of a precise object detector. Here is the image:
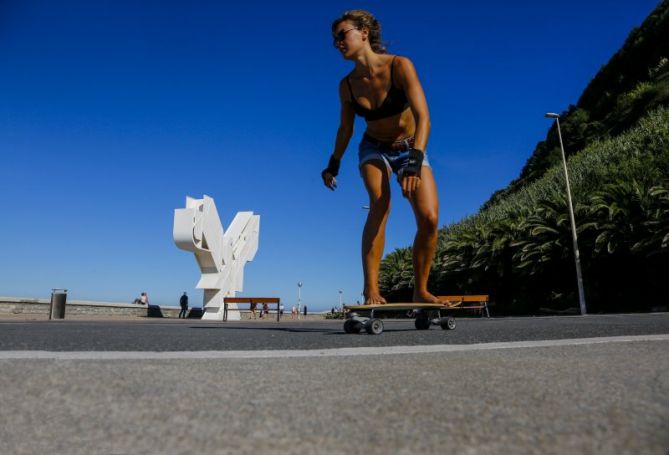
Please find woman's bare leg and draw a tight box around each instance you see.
[361,161,391,305]
[407,166,441,303]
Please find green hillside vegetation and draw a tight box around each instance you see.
[379,1,669,313]
[484,0,669,209]
[380,108,669,313]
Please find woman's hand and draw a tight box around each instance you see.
[401,148,423,198]
[323,171,338,191]
[401,174,421,198]
[321,155,341,191]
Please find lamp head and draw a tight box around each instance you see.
[545,112,560,119]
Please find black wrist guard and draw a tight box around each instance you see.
[321,155,341,180]
[403,148,424,176]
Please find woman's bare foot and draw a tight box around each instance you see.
[412,291,443,304]
[363,292,387,305]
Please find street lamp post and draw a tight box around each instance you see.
[297,281,303,320]
[545,112,587,315]
[338,289,343,311]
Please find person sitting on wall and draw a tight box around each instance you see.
[132,292,149,305]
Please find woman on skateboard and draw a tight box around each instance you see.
[322,10,442,306]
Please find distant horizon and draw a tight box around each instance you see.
[0,0,661,310]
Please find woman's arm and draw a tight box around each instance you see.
[395,56,430,197]
[396,56,431,151]
[323,78,356,190]
[333,78,356,158]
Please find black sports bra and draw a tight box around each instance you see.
[346,56,410,121]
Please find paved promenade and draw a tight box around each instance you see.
[1,314,668,454]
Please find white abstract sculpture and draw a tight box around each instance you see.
[173,195,260,321]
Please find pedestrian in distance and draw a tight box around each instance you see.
[250,301,257,319]
[322,10,443,306]
[179,292,189,319]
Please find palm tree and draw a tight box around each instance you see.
[634,183,669,254]
[512,195,572,274]
[379,248,413,298]
[586,179,655,255]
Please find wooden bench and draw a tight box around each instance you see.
[223,297,281,322]
[437,295,491,317]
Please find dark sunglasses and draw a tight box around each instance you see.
[332,27,357,47]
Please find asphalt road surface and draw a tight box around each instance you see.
[1,313,669,351]
[1,313,668,454]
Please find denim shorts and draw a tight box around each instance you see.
[358,136,431,178]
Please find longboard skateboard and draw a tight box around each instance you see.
[342,303,457,335]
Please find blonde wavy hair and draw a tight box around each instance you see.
[331,10,387,54]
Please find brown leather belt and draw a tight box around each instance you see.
[363,133,415,152]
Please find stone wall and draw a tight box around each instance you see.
[0,296,148,317]
[0,297,325,320]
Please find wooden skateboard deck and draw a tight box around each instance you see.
[344,303,453,311]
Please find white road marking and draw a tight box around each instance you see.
[0,334,668,360]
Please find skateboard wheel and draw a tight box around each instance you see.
[440,317,456,330]
[365,318,384,335]
[415,316,431,330]
[344,319,363,334]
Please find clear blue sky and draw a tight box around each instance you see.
[0,0,660,310]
